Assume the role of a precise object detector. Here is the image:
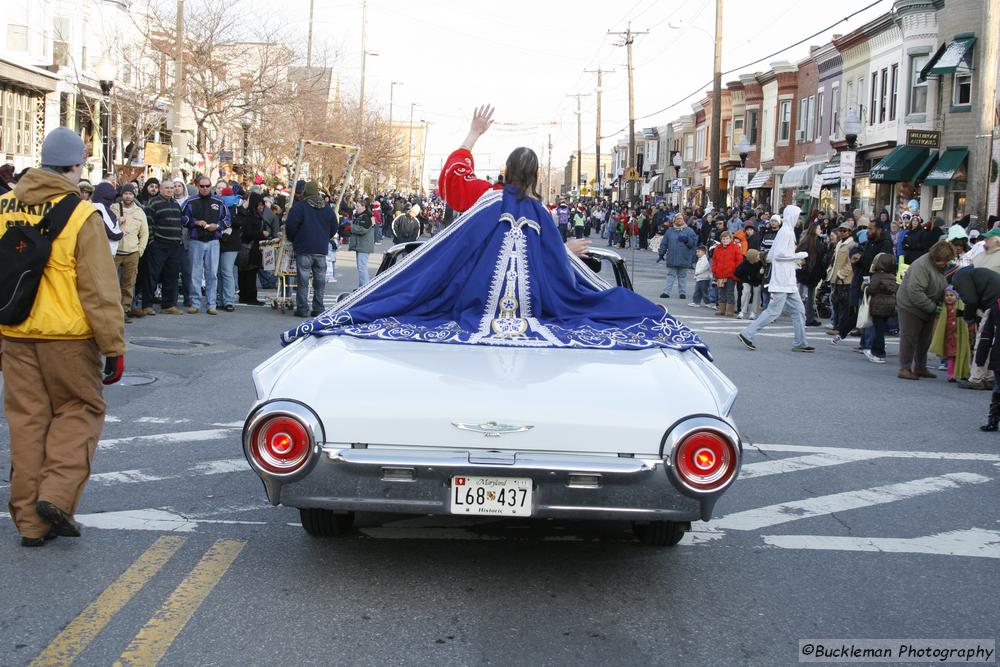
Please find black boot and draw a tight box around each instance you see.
[979,391,1000,432]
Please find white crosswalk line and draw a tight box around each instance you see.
[74,508,267,532]
[712,473,991,531]
[763,528,1000,559]
[751,443,1000,463]
[739,452,884,479]
[0,457,251,491]
[98,428,238,451]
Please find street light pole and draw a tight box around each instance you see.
[567,92,589,196]
[358,0,368,139]
[241,113,251,185]
[584,67,613,201]
[95,55,118,178]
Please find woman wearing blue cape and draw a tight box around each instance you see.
[281,105,709,356]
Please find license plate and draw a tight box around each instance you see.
[450,476,532,517]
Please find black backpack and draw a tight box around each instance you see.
[0,194,80,325]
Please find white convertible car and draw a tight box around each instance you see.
[243,246,741,546]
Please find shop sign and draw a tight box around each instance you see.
[931,196,945,211]
[809,174,823,199]
[840,177,854,206]
[839,151,857,180]
[906,130,940,148]
[143,142,171,168]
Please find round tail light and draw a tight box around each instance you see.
[250,415,311,474]
[674,430,737,491]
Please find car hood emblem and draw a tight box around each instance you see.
[452,421,534,437]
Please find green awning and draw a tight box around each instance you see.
[924,147,969,186]
[914,149,939,182]
[869,146,934,183]
[920,36,976,81]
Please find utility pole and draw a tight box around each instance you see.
[546,132,553,204]
[971,0,999,229]
[388,81,402,189]
[567,93,590,196]
[584,67,614,200]
[306,0,315,66]
[170,0,185,175]
[419,120,430,194]
[407,102,415,192]
[358,0,368,140]
[709,0,723,209]
[609,23,648,204]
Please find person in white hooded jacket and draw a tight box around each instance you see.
[737,204,814,352]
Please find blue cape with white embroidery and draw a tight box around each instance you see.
[281,186,710,356]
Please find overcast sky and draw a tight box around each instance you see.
[271,0,892,180]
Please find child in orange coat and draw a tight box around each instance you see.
[712,230,744,317]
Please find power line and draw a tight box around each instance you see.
[599,0,890,139]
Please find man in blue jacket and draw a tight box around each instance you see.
[182,175,231,314]
[659,213,698,299]
[286,180,338,317]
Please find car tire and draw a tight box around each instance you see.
[299,508,355,537]
[632,521,688,547]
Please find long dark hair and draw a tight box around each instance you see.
[504,147,540,201]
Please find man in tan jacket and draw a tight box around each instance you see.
[0,127,126,547]
[826,223,857,336]
[112,182,149,322]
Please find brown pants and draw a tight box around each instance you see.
[2,338,105,538]
[897,307,935,373]
[115,252,140,313]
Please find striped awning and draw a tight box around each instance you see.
[780,162,825,189]
[641,173,663,195]
[747,170,771,189]
[820,160,841,186]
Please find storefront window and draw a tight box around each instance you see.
[820,188,836,214]
[949,162,968,222]
[853,176,874,216]
[895,182,919,219]
[0,86,35,156]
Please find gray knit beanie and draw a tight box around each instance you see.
[41,127,86,167]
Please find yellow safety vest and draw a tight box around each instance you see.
[0,192,99,341]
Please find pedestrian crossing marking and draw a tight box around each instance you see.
[114,539,245,667]
[763,528,1000,559]
[712,472,991,531]
[30,536,186,667]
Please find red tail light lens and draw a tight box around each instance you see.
[675,430,736,491]
[250,415,311,474]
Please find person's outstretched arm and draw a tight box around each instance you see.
[439,105,495,213]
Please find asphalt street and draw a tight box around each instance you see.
[1,233,997,666]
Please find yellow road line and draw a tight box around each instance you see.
[113,539,246,667]
[30,536,186,667]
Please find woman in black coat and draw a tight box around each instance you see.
[237,192,267,305]
[795,222,827,326]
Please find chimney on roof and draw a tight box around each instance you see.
[832,34,843,40]
[809,45,821,53]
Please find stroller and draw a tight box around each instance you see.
[814,281,833,320]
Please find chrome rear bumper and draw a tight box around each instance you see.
[253,446,722,521]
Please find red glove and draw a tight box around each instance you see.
[103,356,124,385]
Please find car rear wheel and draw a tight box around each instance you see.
[632,521,688,547]
[299,508,355,537]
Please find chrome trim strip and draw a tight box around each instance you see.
[324,446,663,474]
